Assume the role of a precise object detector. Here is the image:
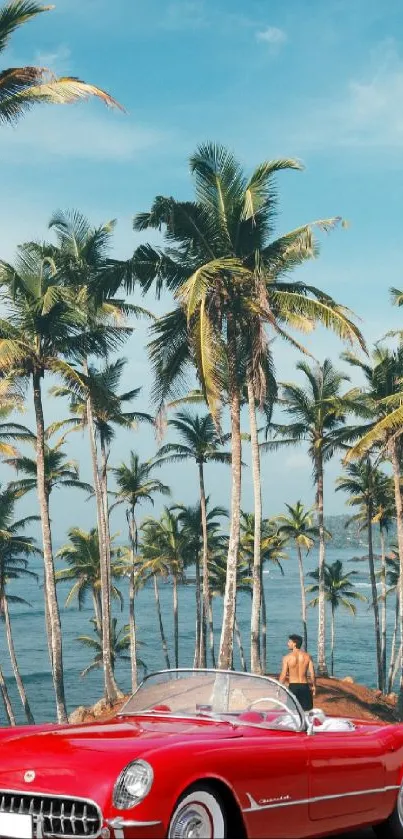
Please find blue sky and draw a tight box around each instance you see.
[3,0,403,538]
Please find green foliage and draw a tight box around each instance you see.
[0,2,122,124]
[56,527,127,612]
[307,560,366,614]
[137,143,363,420]
[76,617,146,678]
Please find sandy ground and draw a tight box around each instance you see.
[311,676,398,723]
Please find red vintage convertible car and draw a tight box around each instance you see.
[0,668,401,839]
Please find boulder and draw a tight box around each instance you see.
[92,698,109,717]
[68,706,87,724]
[342,676,355,684]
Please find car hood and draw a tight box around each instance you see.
[0,716,241,801]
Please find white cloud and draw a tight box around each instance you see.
[0,108,169,163]
[256,26,287,49]
[34,45,72,73]
[289,40,403,152]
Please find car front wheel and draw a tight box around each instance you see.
[374,783,403,839]
[167,784,227,838]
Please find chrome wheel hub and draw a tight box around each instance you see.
[170,804,212,838]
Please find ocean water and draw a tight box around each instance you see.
[0,546,394,724]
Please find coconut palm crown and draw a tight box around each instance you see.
[0,1,123,125]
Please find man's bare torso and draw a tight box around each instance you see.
[284,650,312,683]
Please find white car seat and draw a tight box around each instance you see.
[306,708,355,732]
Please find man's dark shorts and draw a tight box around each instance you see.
[288,682,313,711]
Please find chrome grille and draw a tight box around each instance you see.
[0,790,102,838]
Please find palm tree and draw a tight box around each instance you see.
[137,143,363,671]
[0,243,113,722]
[385,552,400,693]
[307,560,366,676]
[5,429,93,501]
[240,513,288,671]
[76,617,146,680]
[157,411,230,666]
[264,359,355,675]
[0,486,39,723]
[245,358,277,676]
[56,528,127,632]
[51,357,153,531]
[0,1,122,124]
[140,518,172,669]
[52,357,153,695]
[344,344,403,710]
[209,552,252,671]
[173,499,228,666]
[112,453,170,689]
[141,508,186,669]
[276,501,320,651]
[336,459,384,689]
[0,376,32,455]
[0,664,15,725]
[373,476,396,689]
[47,208,151,707]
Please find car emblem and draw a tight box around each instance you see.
[24,770,35,783]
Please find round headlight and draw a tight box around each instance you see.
[113,760,154,810]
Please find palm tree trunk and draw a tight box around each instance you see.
[33,372,67,723]
[367,500,382,691]
[388,592,399,694]
[43,588,53,669]
[247,379,262,674]
[297,545,308,651]
[86,388,120,704]
[193,549,201,668]
[173,572,179,669]
[380,526,387,691]
[0,664,15,725]
[100,438,112,608]
[218,323,242,670]
[389,438,403,716]
[153,575,171,669]
[234,614,247,672]
[208,598,216,668]
[331,606,335,677]
[3,596,34,724]
[92,592,102,634]
[127,508,138,693]
[260,571,267,673]
[129,570,138,691]
[393,643,402,692]
[198,462,208,668]
[316,455,328,677]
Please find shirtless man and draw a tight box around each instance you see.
[278,633,316,711]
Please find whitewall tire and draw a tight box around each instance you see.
[168,785,227,838]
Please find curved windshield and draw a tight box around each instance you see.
[119,669,305,732]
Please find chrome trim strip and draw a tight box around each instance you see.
[243,786,400,813]
[0,788,103,838]
[107,816,162,827]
